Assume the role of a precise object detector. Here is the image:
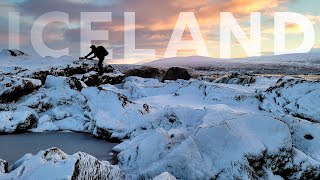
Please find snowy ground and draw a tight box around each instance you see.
[0,50,320,179]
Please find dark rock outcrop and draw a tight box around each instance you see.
[1,49,29,57]
[93,127,123,143]
[0,76,42,103]
[30,62,115,84]
[80,71,125,87]
[101,73,125,85]
[162,67,191,82]
[65,77,83,91]
[15,112,37,133]
[0,159,8,175]
[81,72,101,87]
[124,66,165,79]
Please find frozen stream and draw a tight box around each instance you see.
[0,132,119,165]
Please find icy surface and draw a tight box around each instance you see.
[0,132,118,165]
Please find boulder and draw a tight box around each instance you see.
[153,172,177,180]
[162,67,191,82]
[124,66,165,79]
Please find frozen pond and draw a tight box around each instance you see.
[0,132,119,165]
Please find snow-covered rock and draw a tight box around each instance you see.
[82,80,209,141]
[0,147,124,180]
[1,49,29,57]
[44,75,83,91]
[153,172,177,180]
[1,75,92,133]
[30,62,115,84]
[1,52,320,179]
[77,70,125,87]
[0,76,41,103]
[0,111,37,134]
[213,73,256,85]
[289,148,320,179]
[20,76,92,133]
[260,78,320,122]
[116,106,292,179]
[0,159,8,175]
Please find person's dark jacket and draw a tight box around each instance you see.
[86,46,109,59]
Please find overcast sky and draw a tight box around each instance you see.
[1,0,320,64]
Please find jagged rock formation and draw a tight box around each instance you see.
[0,148,124,180]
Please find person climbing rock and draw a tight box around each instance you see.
[80,45,109,74]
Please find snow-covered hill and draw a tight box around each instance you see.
[145,53,320,74]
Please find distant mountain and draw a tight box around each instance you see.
[144,53,320,74]
[0,49,29,57]
[145,53,320,67]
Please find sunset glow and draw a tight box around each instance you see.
[1,0,320,63]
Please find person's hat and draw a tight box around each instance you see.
[90,45,96,49]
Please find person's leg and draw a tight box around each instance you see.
[98,57,104,74]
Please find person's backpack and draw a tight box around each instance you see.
[97,46,109,57]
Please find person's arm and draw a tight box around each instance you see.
[85,51,93,59]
